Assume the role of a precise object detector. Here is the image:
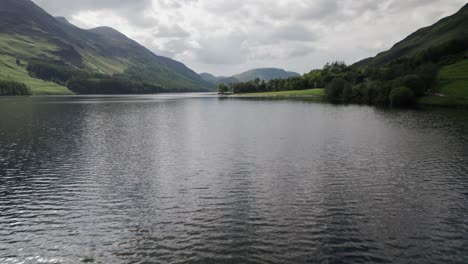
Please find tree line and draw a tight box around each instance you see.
[0,80,31,96]
[68,78,166,94]
[220,38,467,107]
[26,61,168,94]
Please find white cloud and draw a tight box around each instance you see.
[33,0,467,76]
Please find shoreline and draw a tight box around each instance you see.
[3,90,468,108]
[226,89,326,99]
[225,89,468,108]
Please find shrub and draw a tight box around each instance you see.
[362,83,378,105]
[27,61,72,84]
[68,77,165,94]
[416,63,439,92]
[325,78,349,100]
[342,85,354,103]
[390,86,415,107]
[0,80,31,96]
[396,75,426,97]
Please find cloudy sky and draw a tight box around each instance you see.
[33,0,466,76]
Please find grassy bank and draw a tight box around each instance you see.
[231,88,325,98]
[419,95,468,107]
[419,59,468,108]
[0,55,73,95]
[435,59,468,98]
[231,87,468,108]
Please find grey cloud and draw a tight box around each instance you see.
[162,39,192,55]
[202,1,244,14]
[196,34,248,65]
[154,25,190,38]
[289,46,315,57]
[33,0,155,27]
[387,0,435,10]
[271,24,318,42]
[297,0,340,20]
[157,0,199,9]
[31,0,468,76]
[33,0,151,15]
[151,39,192,58]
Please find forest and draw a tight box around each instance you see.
[0,80,31,96]
[222,39,467,106]
[26,61,168,94]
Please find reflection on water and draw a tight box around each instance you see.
[0,95,467,263]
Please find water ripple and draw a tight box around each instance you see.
[0,96,467,263]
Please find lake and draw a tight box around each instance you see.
[0,94,467,263]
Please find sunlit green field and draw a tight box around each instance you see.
[233,88,325,98]
[420,59,468,107]
[0,54,73,95]
[0,34,59,59]
[419,95,468,107]
[436,59,468,98]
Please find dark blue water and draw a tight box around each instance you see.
[0,94,467,263]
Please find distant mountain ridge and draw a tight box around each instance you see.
[0,0,212,93]
[200,68,300,85]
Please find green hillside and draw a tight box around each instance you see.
[436,59,468,97]
[0,54,72,95]
[0,0,212,94]
[355,4,468,67]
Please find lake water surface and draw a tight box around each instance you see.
[0,94,467,263]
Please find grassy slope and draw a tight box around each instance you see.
[418,96,468,107]
[419,59,468,107]
[232,89,325,97]
[436,59,468,97]
[0,34,73,95]
[0,54,72,95]
[79,50,128,75]
[0,34,59,59]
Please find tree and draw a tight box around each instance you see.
[325,78,349,101]
[416,63,438,92]
[0,80,31,96]
[390,86,415,107]
[342,85,354,103]
[259,80,267,91]
[396,75,425,97]
[362,82,378,105]
[217,83,229,94]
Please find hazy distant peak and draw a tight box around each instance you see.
[250,67,284,71]
[200,67,300,85]
[233,68,300,82]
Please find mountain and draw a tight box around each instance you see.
[0,0,213,94]
[233,68,300,82]
[217,77,240,85]
[199,73,220,83]
[355,3,468,67]
[200,68,300,85]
